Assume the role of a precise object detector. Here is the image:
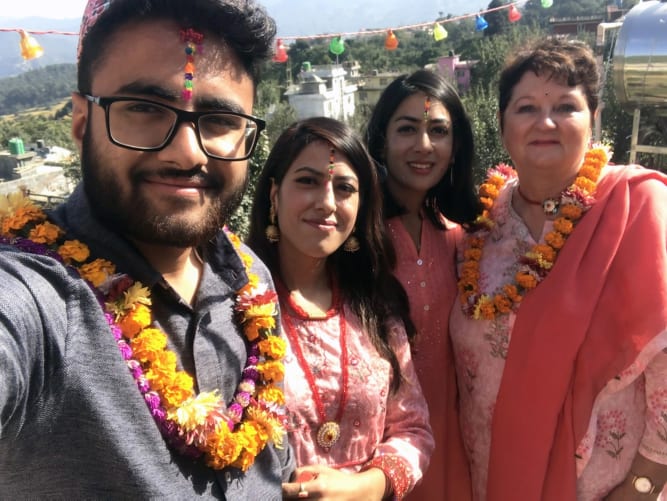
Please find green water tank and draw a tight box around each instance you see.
[8,137,25,155]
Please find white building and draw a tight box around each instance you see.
[284,63,357,121]
[0,143,74,199]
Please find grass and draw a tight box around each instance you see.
[0,98,71,120]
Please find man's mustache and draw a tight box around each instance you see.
[134,166,222,189]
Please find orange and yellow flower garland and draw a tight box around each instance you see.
[458,146,610,320]
[0,192,286,471]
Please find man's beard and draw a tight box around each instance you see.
[80,132,247,248]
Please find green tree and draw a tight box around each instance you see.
[619,0,640,9]
[227,133,269,239]
[345,35,399,72]
[465,25,542,93]
[60,152,82,185]
[0,64,76,115]
[227,83,297,238]
[266,102,297,146]
[484,0,513,37]
[286,39,335,78]
[396,30,442,69]
[0,113,74,152]
[437,16,477,53]
[463,86,509,183]
[521,0,607,29]
[599,60,632,163]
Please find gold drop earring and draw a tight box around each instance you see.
[343,228,360,253]
[265,204,280,243]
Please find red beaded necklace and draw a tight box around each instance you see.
[278,281,349,450]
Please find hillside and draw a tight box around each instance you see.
[0,64,76,116]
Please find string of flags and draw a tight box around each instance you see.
[0,0,553,62]
[18,30,45,60]
[0,27,77,61]
[272,1,533,63]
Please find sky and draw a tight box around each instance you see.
[2,0,474,20]
[0,0,492,37]
[2,0,88,19]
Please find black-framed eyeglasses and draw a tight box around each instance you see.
[84,94,266,161]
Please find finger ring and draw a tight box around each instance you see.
[298,482,309,499]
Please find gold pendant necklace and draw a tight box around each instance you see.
[279,282,348,450]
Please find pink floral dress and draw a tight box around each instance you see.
[282,300,434,498]
[450,175,667,500]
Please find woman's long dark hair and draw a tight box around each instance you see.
[365,69,481,227]
[247,117,415,392]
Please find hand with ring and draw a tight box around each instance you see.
[283,469,317,499]
[282,465,387,500]
[298,482,309,499]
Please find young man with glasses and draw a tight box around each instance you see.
[0,0,294,497]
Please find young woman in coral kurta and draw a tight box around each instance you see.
[365,70,481,500]
[387,217,469,500]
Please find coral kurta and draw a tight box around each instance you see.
[282,300,434,497]
[451,165,667,500]
[387,216,472,501]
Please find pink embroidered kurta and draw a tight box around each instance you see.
[282,302,434,496]
[387,216,472,500]
[450,167,667,500]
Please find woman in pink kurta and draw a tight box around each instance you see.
[451,167,667,500]
[365,70,481,500]
[451,38,667,500]
[248,117,434,500]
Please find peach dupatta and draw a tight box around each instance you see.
[487,166,667,501]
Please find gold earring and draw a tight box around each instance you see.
[343,229,360,252]
[265,204,280,243]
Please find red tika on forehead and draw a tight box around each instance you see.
[328,147,335,180]
[180,29,204,102]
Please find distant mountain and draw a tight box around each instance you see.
[0,0,490,77]
[261,0,491,36]
[0,64,76,115]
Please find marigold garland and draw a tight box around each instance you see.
[0,192,286,471]
[458,146,610,320]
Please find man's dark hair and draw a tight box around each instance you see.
[364,69,481,227]
[498,37,600,132]
[77,0,276,93]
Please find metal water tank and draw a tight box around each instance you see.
[613,0,667,109]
